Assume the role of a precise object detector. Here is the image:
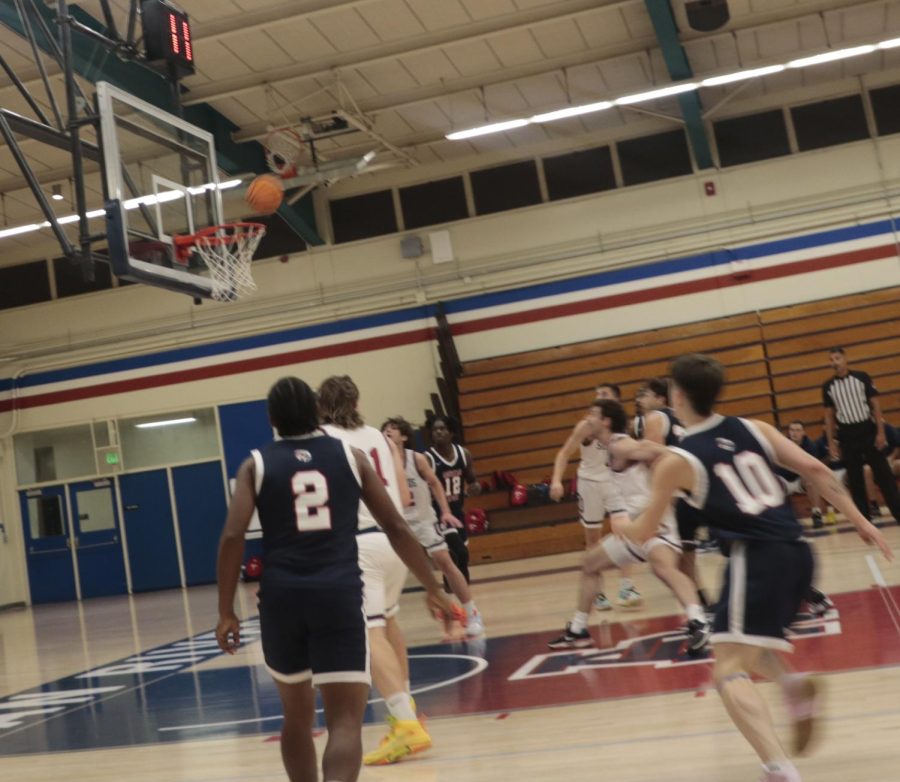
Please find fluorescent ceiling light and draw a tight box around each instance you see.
[531,101,613,123]
[702,64,786,87]
[446,36,897,142]
[135,416,197,429]
[615,83,698,105]
[446,119,530,140]
[788,45,876,68]
[0,181,239,244]
[0,223,43,239]
[188,178,242,195]
[124,189,184,210]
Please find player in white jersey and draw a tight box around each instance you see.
[318,376,447,766]
[549,398,710,652]
[382,417,485,637]
[549,383,641,609]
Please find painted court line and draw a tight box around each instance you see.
[175,699,900,782]
[157,655,488,732]
[866,554,900,638]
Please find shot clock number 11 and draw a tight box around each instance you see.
[141,0,196,78]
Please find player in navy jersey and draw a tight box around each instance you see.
[614,355,892,782]
[215,377,455,782]
[424,415,480,584]
[637,377,714,608]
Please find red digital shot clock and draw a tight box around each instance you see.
[141,0,195,77]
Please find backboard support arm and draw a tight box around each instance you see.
[0,111,75,256]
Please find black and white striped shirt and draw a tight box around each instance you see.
[822,371,877,425]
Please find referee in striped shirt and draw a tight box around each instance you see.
[823,347,900,523]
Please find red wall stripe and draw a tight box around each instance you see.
[449,244,896,336]
[0,328,435,413]
[0,243,893,412]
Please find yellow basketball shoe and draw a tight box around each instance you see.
[363,719,432,765]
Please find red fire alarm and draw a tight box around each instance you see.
[704,181,716,196]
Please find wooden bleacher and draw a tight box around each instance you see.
[461,287,900,564]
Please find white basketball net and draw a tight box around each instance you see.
[265,129,304,178]
[192,224,266,302]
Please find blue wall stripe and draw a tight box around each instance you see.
[13,304,436,390]
[1,219,894,391]
[441,219,895,315]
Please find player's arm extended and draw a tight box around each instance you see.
[550,420,592,500]
[614,453,691,544]
[416,452,461,528]
[354,449,458,631]
[823,407,840,460]
[752,420,893,560]
[385,435,412,507]
[215,457,256,653]
[610,435,668,464]
[462,446,481,495]
[641,410,667,445]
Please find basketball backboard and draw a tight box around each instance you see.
[97,81,239,299]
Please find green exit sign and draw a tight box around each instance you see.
[105,451,120,465]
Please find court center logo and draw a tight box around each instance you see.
[510,609,841,681]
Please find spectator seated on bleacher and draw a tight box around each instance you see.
[880,422,900,475]
[863,422,900,517]
[777,421,824,528]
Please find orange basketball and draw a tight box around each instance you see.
[245,173,284,214]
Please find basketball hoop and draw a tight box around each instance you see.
[264,128,305,178]
[173,223,266,302]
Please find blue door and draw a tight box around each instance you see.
[119,470,182,592]
[19,486,77,603]
[172,461,228,586]
[69,479,128,599]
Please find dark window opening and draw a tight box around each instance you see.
[543,146,616,200]
[470,160,542,215]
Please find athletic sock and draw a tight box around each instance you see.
[385,692,417,722]
[570,611,589,634]
[686,603,705,623]
[763,760,799,779]
[463,600,478,619]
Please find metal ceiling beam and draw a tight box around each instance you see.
[0,0,323,245]
[191,0,392,42]
[182,0,642,106]
[229,0,886,144]
[0,0,882,104]
[644,0,713,169]
[182,0,879,108]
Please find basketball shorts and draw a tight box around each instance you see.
[577,476,623,528]
[711,538,814,652]
[258,584,369,686]
[357,529,408,628]
[406,512,449,555]
[676,499,707,550]
[440,504,469,542]
[602,508,681,567]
